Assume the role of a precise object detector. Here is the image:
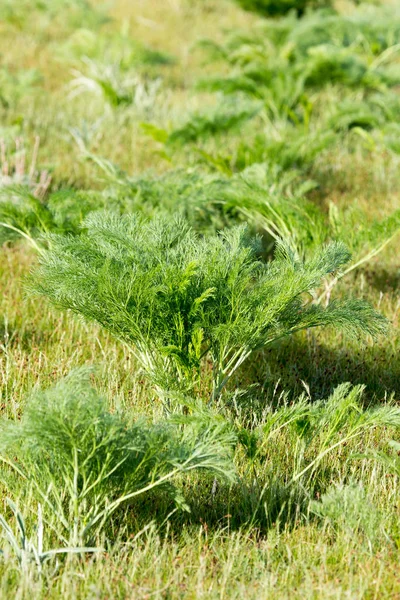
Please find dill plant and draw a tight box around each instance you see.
[310,483,384,547]
[32,212,387,402]
[141,98,262,153]
[0,158,230,246]
[219,163,400,300]
[0,370,235,547]
[197,7,400,129]
[0,186,106,246]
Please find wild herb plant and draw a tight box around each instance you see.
[230,382,400,533]
[32,212,387,401]
[193,5,400,170]
[86,162,231,232]
[0,370,235,547]
[1,0,400,595]
[143,98,261,149]
[198,29,399,110]
[284,6,400,55]
[8,150,398,303]
[310,483,384,549]
[220,163,400,300]
[200,7,400,93]
[248,382,400,485]
[0,163,230,247]
[0,187,105,246]
[211,381,400,533]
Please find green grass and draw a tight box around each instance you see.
[0,0,400,598]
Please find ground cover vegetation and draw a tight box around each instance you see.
[0,0,399,597]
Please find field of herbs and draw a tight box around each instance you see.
[0,0,400,597]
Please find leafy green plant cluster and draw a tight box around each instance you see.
[191,381,400,532]
[2,155,398,305]
[142,97,262,150]
[198,8,400,118]
[0,188,94,246]
[32,212,386,400]
[219,163,400,297]
[0,163,228,246]
[1,0,400,593]
[254,382,400,486]
[149,5,399,179]
[0,370,235,547]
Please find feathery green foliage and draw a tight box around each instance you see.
[0,166,230,246]
[193,5,400,176]
[144,99,261,147]
[0,370,236,546]
[220,163,400,295]
[1,0,400,595]
[310,483,384,546]
[32,213,387,400]
[254,382,400,484]
[198,10,400,105]
[0,187,105,246]
[225,382,400,532]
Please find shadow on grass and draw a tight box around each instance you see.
[363,267,400,294]
[106,474,310,541]
[230,333,400,404]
